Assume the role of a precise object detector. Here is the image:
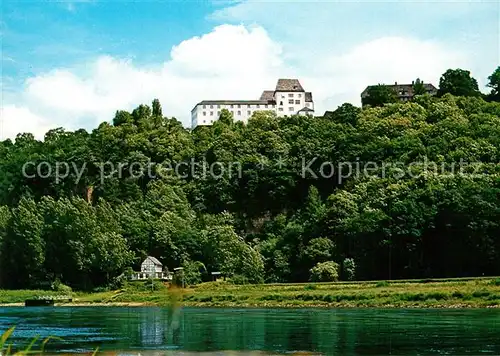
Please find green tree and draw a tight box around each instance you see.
[438,68,481,97]
[362,84,399,107]
[412,78,427,96]
[1,198,45,288]
[487,66,500,102]
[152,98,163,118]
[326,103,361,125]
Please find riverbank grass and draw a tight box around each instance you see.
[1,278,499,308]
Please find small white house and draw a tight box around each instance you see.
[130,256,172,281]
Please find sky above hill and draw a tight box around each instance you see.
[1,0,499,139]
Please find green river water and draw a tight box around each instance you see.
[0,307,499,355]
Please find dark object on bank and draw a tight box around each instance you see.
[25,299,55,307]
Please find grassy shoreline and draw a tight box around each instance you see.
[1,278,499,309]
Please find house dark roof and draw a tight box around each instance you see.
[275,79,305,92]
[260,90,275,101]
[145,256,162,266]
[305,92,313,102]
[298,107,314,112]
[361,82,438,97]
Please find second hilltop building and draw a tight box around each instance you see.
[191,79,314,128]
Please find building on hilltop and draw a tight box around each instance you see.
[191,79,314,128]
[361,81,437,107]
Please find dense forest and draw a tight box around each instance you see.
[0,67,499,290]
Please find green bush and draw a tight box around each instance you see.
[230,274,250,285]
[304,284,317,290]
[342,258,356,281]
[182,260,207,286]
[309,261,339,282]
[51,279,72,293]
[376,281,390,287]
[490,278,500,286]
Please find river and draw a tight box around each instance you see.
[0,307,499,355]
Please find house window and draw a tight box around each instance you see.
[210,105,213,109]
[288,93,293,97]
[247,110,251,115]
[298,94,302,98]
[295,100,300,104]
[237,110,241,115]
[203,105,206,109]
[203,120,206,123]
[203,111,206,116]
[289,107,294,111]
[278,107,284,111]
[288,99,294,104]
[210,111,214,116]
[280,101,283,105]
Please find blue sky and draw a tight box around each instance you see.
[1,0,499,139]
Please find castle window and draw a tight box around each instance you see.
[288,93,293,97]
[278,107,283,111]
[217,111,220,116]
[237,104,241,108]
[288,99,294,104]
[295,100,300,104]
[203,105,206,109]
[210,105,213,109]
[217,105,221,108]
[247,110,251,115]
[298,94,302,98]
[256,104,260,108]
[289,107,294,112]
[265,104,268,108]
[210,111,214,116]
[203,111,206,116]
[237,110,241,115]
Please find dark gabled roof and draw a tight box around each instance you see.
[260,90,275,101]
[298,107,314,112]
[361,82,438,97]
[275,79,305,92]
[305,92,313,102]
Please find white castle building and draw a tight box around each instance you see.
[191,79,314,128]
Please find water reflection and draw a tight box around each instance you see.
[0,307,499,355]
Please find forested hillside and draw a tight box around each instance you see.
[1,83,500,290]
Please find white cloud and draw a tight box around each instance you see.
[1,23,473,139]
[1,105,53,140]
